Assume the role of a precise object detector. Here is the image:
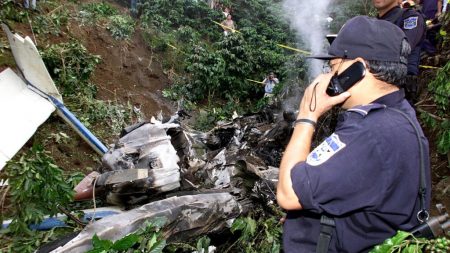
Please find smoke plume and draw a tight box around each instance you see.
[282,0,332,78]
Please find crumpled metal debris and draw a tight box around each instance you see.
[64,110,291,251]
[50,193,241,253]
[98,122,181,205]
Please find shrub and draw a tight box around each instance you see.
[41,41,101,96]
[230,216,282,253]
[421,61,450,154]
[32,8,69,35]
[0,0,27,23]
[81,2,119,18]
[2,145,74,235]
[107,15,135,40]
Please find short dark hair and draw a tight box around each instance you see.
[364,39,411,86]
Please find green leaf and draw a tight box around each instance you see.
[91,234,113,250]
[147,233,157,249]
[149,239,166,253]
[112,234,139,251]
[86,249,108,253]
[196,236,211,253]
[231,218,246,233]
[401,244,421,253]
[245,217,257,237]
[391,231,412,245]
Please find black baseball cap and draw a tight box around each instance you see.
[309,16,407,63]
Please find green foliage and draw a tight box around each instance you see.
[107,15,135,40]
[81,2,119,18]
[139,0,223,39]
[428,62,450,112]
[66,171,86,189]
[0,228,74,253]
[0,0,27,23]
[196,236,211,253]
[148,0,304,129]
[193,109,223,131]
[421,61,450,154]
[180,30,290,103]
[254,96,270,111]
[231,217,257,242]
[192,99,244,131]
[231,0,291,43]
[174,26,201,44]
[370,231,450,253]
[41,40,101,96]
[32,8,69,35]
[1,145,74,236]
[41,41,133,136]
[145,0,303,114]
[184,45,226,101]
[72,98,133,136]
[329,0,376,33]
[230,216,282,253]
[87,217,167,253]
[438,13,450,48]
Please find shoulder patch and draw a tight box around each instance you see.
[404,16,418,29]
[306,133,346,166]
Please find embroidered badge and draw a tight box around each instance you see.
[404,17,418,30]
[306,134,346,166]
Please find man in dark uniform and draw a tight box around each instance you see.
[277,16,431,252]
[420,0,444,19]
[373,0,426,104]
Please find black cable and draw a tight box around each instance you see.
[309,82,319,112]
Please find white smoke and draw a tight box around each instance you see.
[282,0,332,78]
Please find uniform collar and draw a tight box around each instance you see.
[345,89,405,117]
[371,89,405,107]
[378,6,401,21]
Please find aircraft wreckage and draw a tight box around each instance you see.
[0,23,297,252]
[49,109,292,252]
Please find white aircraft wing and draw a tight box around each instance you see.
[0,68,55,170]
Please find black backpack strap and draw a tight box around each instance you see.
[386,107,429,222]
[316,215,336,253]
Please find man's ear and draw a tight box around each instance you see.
[354,57,366,66]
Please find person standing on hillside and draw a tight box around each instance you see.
[373,0,426,104]
[223,7,231,18]
[277,16,430,252]
[221,14,236,36]
[130,0,137,17]
[23,0,36,10]
[262,72,279,98]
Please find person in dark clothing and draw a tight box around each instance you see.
[277,16,430,252]
[418,0,444,59]
[419,0,444,19]
[130,0,137,17]
[374,0,426,104]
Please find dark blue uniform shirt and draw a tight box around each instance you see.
[422,0,440,19]
[283,90,431,252]
[378,6,425,75]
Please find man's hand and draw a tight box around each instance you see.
[277,73,350,210]
[297,73,351,122]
